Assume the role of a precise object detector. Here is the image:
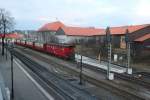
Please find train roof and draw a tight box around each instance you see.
[33,40,75,47]
[46,42,75,47]
[17,39,75,47]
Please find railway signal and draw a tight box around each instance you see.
[125,29,132,74]
[106,27,114,80]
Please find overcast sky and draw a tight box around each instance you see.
[0,0,150,30]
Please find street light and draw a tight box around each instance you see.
[125,29,132,74]
[79,54,83,85]
[79,39,83,85]
[11,52,14,100]
[106,27,114,80]
[5,39,8,60]
[9,45,14,100]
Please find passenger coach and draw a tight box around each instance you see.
[15,39,75,60]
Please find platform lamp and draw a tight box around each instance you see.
[125,29,132,74]
[106,27,114,80]
[79,39,83,85]
[5,39,8,60]
[10,45,14,100]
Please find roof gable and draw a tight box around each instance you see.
[110,24,149,35]
[60,26,105,36]
[134,34,150,42]
[38,21,65,32]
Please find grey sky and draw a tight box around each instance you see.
[0,0,150,30]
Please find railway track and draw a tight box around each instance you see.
[83,63,150,89]
[12,46,150,100]
[76,55,150,89]
[135,71,150,77]
[9,48,97,100]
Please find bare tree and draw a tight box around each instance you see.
[0,8,14,55]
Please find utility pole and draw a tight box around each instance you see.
[125,29,132,74]
[106,27,114,80]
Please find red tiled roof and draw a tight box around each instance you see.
[110,24,149,35]
[7,32,24,39]
[60,24,148,36]
[0,32,24,39]
[38,21,65,32]
[134,34,150,42]
[38,21,149,36]
[60,26,105,36]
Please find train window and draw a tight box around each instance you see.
[27,41,32,45]
[35,43,43,47]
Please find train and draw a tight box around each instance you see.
[14,39,75,59]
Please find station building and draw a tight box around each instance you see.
[55,26,104,44]
[36,21,104,44]
[33,21,150,59]
[108,24,150,59]
[36,21,150,46]
[37,21,65,42]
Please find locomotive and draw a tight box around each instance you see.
[15,39,75,59]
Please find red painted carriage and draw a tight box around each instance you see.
[15,39,75,59]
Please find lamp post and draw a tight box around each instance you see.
[106,27,114,80]
[10,46,14,100]
[79,39,83,85]
[5,39,8,60]
[79,54,83,85]
[125,29,132,74]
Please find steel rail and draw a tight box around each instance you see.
[13,46,150,100]
[10,49,97,100]
[82,63,150,89]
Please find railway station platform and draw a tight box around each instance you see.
[0,47,53,100]
[75,54,126,74]
[0,71,10,100]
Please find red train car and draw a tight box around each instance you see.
[34,42,46,52]
[26,41,34,48]
[15,39,75,59]
[46,43,75,59]
[20,40,26,46]
[14,39,21,45]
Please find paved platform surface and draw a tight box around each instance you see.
[0,70,9,100]
[75,54,126,74]
[0,49,52,100]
